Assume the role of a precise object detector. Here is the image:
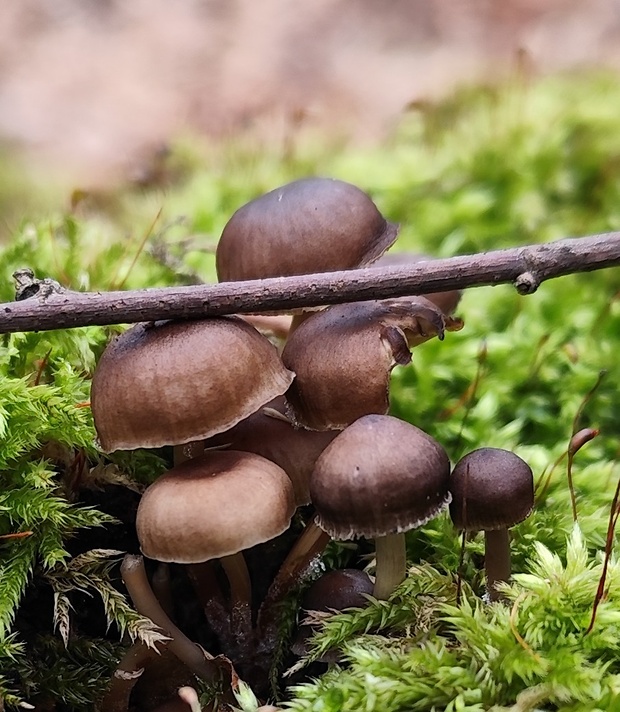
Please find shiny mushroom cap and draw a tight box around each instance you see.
[91,317,294,452]
[136,450,296,563]
[310,414,451,539]
[204,397,337,505]
[291,568,374,657]
[216,177,398,281]
[301,569,374,612]
[282,298,463,431]
[449,447,534,531]
[374,251,463,315]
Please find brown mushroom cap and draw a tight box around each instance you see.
[291,568,374,657]
[216,177,398,281]
[310,414,451,539]
[374,251,463,315]
[282,298,463,431]
[136,450,296,563]
[301,569,374,612]
[91,317,294,452]
[449,447,534,531]
[204,397,337,505]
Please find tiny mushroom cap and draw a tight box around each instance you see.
[282,298,463,431]
[216,177,398,281]
[204,396,338,505]
[136,450,296,563]
[310,414,451,540]
[301,569,374,612]
[91,317,294,452]
[292,568,374,657]
[449,447,534,531]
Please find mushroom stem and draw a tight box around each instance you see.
[120,554,218,683]
[257,520,330,637]
[151,563,175,620]
[173,441,204,466]
[484,528,511,601]
[372,533,407,600]
[99,641,158,712]
[186,562,233,649]
[220,553,253,645]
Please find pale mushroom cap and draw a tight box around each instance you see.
[216,177,398,281]
[282,298,463,431]
[204,397,337,505]
[91,317,294,452]
[449,447,534,531]
[310,414,451,539]
[136,450,296,563]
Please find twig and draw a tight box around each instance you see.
[586,471,620,635]
[0,233,619,333]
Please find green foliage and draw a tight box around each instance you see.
[286,529,620,711]
[1,70,620,709]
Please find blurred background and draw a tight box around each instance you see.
[1,0,620,185]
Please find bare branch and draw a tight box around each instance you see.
[1,232,619,334]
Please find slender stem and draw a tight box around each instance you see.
[257,520,330,637]
[3,233,620,333]
[120,554,218,683]
[220,553,253,653]
[186,562,233,648]
[373,533,407,600]
[484,528,511,602]
[98,642,158,712]
[151,563,175,620]
[173,441,204,466]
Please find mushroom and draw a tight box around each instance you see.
[449,447,534,601]
[216,177,398,282]
[310,414,451,599]
[204,396,338,505]
[136,450,295,565]
[136,450,296,667]
[292,569,374,658]
[282,298,463,431]
[91,317,294,452]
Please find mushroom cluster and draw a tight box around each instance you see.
[91,176,497,705]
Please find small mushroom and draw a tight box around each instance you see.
[292,569,373,658]
[310,414,451,599]
[449,447,534,601]
[91,317,294,452]
[216,177,398,282]
[136,450,296,565]
[282,298,463,431]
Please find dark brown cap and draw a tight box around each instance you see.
[216,177,398,281]
[449,447,534,531]
[310,414,451,539]
[282,298,463,431]
[136,450,296,563]
[91,317,294,452]
[292,568,374,657]
[204,397,337,505]
[301,569,373,612]
[374,251,463,315]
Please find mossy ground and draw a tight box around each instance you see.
[1,71,620,711]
